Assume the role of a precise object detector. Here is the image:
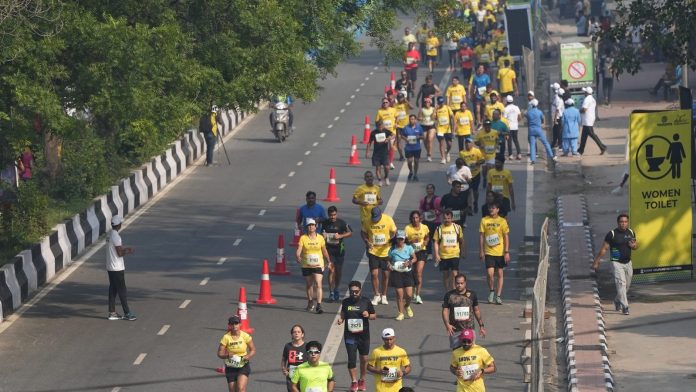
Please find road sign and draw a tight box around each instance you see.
[560,42,594,87]
[567,61,586,80]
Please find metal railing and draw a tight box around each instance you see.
[531,217,550,392]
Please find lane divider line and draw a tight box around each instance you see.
[233,239,242,246]
[157,325,170,336]
[304,150,311,156]
[133,353,147,365]
[346,102,351,106]
[258,209,266,216]
[360,82,365,86]
[350,95,356,99]
[279,183,287,189]
[333,116,340,121]
[320,133,326,138]
[269,196,277,202]
[355,88,360,92]
[218,257,228,265]
[525,160,534,237]
[328,124,334,129]
[179,300,191,309]
[340,108,346,113]
[312,142,319,147]
[288,172,295,177]
[200,277,210,286]
[111,388,121,392]
[246,224,256,231]
[297,161,303,166]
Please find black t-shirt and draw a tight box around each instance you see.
[369,129,392,155]
[282,342,307,368]
[419,83,437,106]
[442,289,479,331]
[395,79,412,95]
[604,228,635,264]
[440,192,469,224]
[322,218,352,253]
[340,296,375,337]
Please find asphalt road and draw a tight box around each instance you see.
[0,29,539,392]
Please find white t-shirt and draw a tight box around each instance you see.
[581,95,596,126]
[553,95,565,120]
[503,104,521,130]
[446,164,472,184]
[402,34,417,47]
[106,229,125,271]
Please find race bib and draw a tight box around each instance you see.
[438,116,449,125]
[452,95,463,104]
[305,254,321,267]
[461,54,470,62]
[347,318,364,333]
[397,111,407,120]
[458,116,470,125]
[393,261,410,272]
[364,193,377,204]
[480,53,490,62]
[427,45,434,51]
[375,132,387,143]
[407,135,418,144]
[226,355,244,368]
[306,388,323,392]
[324,232,339,245]
[443,233,458,246]
[382,119,393,129]
[491,184,503,193]
[453,306,470,321]
[288,365,298,379]
[486,233,500,246]
[484,145,496,153]
[406,57,415,65]
[373,234,387,246]
[423,211,436,221]
[477,86,486,96]
[382,367,399,382]
[461,364,480,380]
[412,242,423,251]
[451,210,462,221]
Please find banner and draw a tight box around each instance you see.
[629,110,693,282]
[560,41,594,87]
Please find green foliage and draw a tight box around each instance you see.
[8,181,49,245]
[53,126,111,201]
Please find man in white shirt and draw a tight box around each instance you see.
[106,215,137,321]
[551,88,565,149]
[577,87,607,155]
[446,158,473,193]
[503,96,522,160]
[402,27,417,48]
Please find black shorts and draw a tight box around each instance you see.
[438,257,460,271]
[415,250,428,261]
[405,150,421,159]
[345,333,371,368]
[302,267,323,276]
[485,255,506,269]
[389,270,415,288]
[371,151,389,167]
[436,133,453,142]
[500,197,511,217]
[225,363,251,383]
[427,55,437,62]
[368,254,389,270]
[327,248,345,264]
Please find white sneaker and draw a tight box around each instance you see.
[389,163,395,169]
[553,155,558,162]
[440,158,446,164]
[371,295,381,305]
[446,153,451,162]
[381,295,388,305]
[508,155,514,160]
[427,156,433,162]
[385,178,390,186]
[378,180,383,187]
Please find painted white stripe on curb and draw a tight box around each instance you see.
[328,124,333,129]
[157,325,170,336]
[346,102,351,106]
[350,95,355,99]
[133,353,147,365]
[360,82,365,87]
[355,88,360,92]
[179,300,191,309]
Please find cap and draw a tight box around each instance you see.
[437,96,445,104]
[505,95,514,103]
[551,82,560,90]
[111,216,123,226]
[489,91,498,96]
[582,86,594,94]
[483,119,492,126]
[529,99,539,107]
[527,90,535,97]
[565,98,575,106]
[459,328,475,342]
[228,315,241,324]
[381,328,395,338]
[424,97,432,103]
[396,230,406,239]
[464,137,474,143]
[305,218,316,226]
[557,88,565,95]
[371,207,382,222]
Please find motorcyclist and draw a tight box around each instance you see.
[270,94,294,130]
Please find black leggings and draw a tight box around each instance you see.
[108,270,130,314]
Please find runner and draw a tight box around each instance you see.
[106,216,137,321]
[404,211,430,304]
[297,191,327,231]
[415,75,440,108]
[486,155,515,213]
[470,65,490,126]
[394,93,413,162]
[400,114,424,181]
[479,201,510,304]
[490,109,509,157]
[446,76,467,116]
[458,41,475,85]
[367,328,412,392]
[290,341,336,392]
[425,30,440,73]
[435,96,454,164]
[459,138,485,214]
[484,92,505,122]
[366,120,394,186]
[481,190,510,219]
[296,219,332,314]
[352,171,383,228]
[454,102,475,152]
[361,207,397,306]
[388,231,417,321]
[433,209,466,292]
[417,97,436,161]
[395,70,413,101]
[282,325,308,392]
[338,281,377,391]
[375,98,398,170]
[449,329,496,391]
[503,95,522,160]
[440,179,470,229]
[418,184,441,258]
[474,119,498,189]
[442,274,486,350]
[496,60,518,99]
[403,44,420,88]
[322,206,353,302]
[218,315,256,392]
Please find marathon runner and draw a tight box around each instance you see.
[442,274,486,350]
[290,341,336,392]
[433,209,466,292]
[387,231,416,321]
[338,280,377,391]
[296,219,332,314]
[404,211,430,304]
[449,329,496,391]
[282,324,308,392]
[322,206,353,302]
[361,207,397,306]
[352,171,383,228]
[218,315,257,392]
[479,201,510,304]
[367,328,412,392]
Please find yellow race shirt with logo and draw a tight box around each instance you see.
[404,224,430,252]
[474,130,499,160]
[497,68,516,93]
[394,102,410,129]
[368,345,411,392]
[220,331,252,368]
[376,107,398,132]
[486,168,512,198]
[474,45,491,64]
[454,110,475,136]
[447,84,467,111]
[364,214,396,257]
[484,101,505,121]
[459,147,485,177]
[479,215,509,256]
[435,106,454,135]
[353,184,381,225]
[426,36,440,56]
[290,361,334,392]
[299,234,326,269]
[497,54,514,69]
[450,345,494,392]
[433,223,464,259]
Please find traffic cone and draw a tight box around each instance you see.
[390,71,396,90]
[290,209,301,247]
[361,116,371,144]
[384,85,390,96]
[237,286,254,334]
[323,167,341,202]
[256,259,277,304]
[271,234,291,275]
[348,134,361,165]
[389,145,395,164]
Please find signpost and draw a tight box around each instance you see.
[560,41,594,87]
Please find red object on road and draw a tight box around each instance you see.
[237,286,254,334]
[361,116,371,144]
[390,71,396,90]
[323,168,341,202]
[270,234,291,275]
[256,259,277,304]
[348,134,361,166]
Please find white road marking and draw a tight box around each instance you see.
[373,66,378,70]
[200,277,210,286]
[218,257,227,265]
[328,124,333,129]
[334,116,340,121]
[297,161,303,166]
[133,353,147,365]
[312,142,319,147]
[320,133,326,138]
[369,71,374,75]
[360,82,365,86]
[247,223,255,230]
[364,77,369,81]
[304,150,311,156]
[179,299,191,309]
[258,209,266,216]
[279,183,286,189]
[340,108,345,113]
[346,102,351,106]
[111,388,121,392]
[157,325,171,336]
[525,161,534,237]
[355,88,360,92]
[233,238,242,246]
[350,95,355,99]
[288,171,295,177]
[269,196,277,202]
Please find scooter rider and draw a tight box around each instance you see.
[270,94,295,130]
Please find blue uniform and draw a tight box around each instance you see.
[562,106,581,154]
[298,204,327,231]
[526,107,554,162]
[472,74,491,99]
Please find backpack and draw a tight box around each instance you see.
[437,223,461,243]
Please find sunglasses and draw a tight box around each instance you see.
[350,290,360,294]
[461,339,473,344]
[308,350,321,355]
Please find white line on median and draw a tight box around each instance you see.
[179,300,191,309]
[133,353,147,365]
[200,277,210,286]
[218,257,227,265]
[247,223,255,230]
[269,196,277,202]
[157,325,170,336]
[279,183,286,189]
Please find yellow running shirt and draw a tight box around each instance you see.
[426,36,440,56]
[459,147,485,177]
[364,214,397,257]
[404,223,430,252]
[450,345,494,392]
[299,234,326,268]
[486,168,513,198]
[353,184,381,225]
[479,215,509,256]
[434,223,463,259]
[435,106,454,135]
[220,331,252,367]
[394,102,410,129]
[474,129,499,160]
[484,101,505,121]
[376,107,397,132]
[454,110,475,136]
[447,84,467,111]
[497,68,516,93]
[368,345,410,392]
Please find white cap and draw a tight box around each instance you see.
[382,328,396,338]
[582,86,594,94]
[505,95,514,103]
[565,98,575,106]
[551,82,560,90]
[111,216,123,226]
[529,99,539,107]
[396,230,406,239]
[527,90,535,97]
[305,218,316,226]
[557,88,565,96]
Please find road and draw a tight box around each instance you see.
[0,32,538,392]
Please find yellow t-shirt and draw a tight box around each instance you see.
[454,110,474,136]
[404,223,430,252]
[394,102,410,129]
[376,107,398,132]
[474,45,491,64]
[479,215,509,256]
[487,168,513,198]
[368,345,411,392]
[450,345,494,392]
[211,113,218,137]
[220,331,252,367]
[299,234,326,268]
[433,223,463,259]
[426,36,440,56]
[447,84,467,111]
[353,184,381,225]
[497,54,514,69]
[459,147,485,177]
[474,129,499,160]
[435,106,454,135]
[364,214,397,257]
[484,101,505,121]
[483,89,500,105]
[497,68,516,93]
[417,27,429,43]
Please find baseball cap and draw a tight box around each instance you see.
[557,88,565,95]
[550,82,560,90]
[565,98,575,106]
[396,230,406,239]
[111,216,123,226]
[305,218,316,226]
[505,95,514,103]
[582,86,593,94]
[228,315,241,324]
[529,99,539,107]
[437,96,445,104]
[527,90,535,97]
[381,328,395,338]
[459,328,475,343]
[483,119,492,126]
[371,207,382,222]
[464,137,474,143]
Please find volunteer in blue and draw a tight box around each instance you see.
[400,114,425,181]
[338,280,377,392]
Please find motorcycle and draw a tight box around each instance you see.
[270,102,292,142]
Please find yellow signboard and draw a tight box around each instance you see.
[629,110,693,281]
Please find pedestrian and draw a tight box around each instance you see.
[395,70,414,101]
[598,49,615,105]
[404,211,430,304]
[199,108,218,166]
[449,329,496,390]
[591,214,638,315]
[17,146,34,181]
[442,274,486,350]
[496,60,518,99]
[481,191,510,219]
[366,120,394,186]
[486,156,515,213]
[551,88,565,149]
[490,109,509,157]
[106,216,137,321]
[361,207,397,306]
[297,191,327,231]
[470,65,491,126]
[441,178,470,228]
[367,328,412,392]
[526,99,557,164]
[401,115,425,181]
[376,96,398,169]
[503,96,522,160]
[425,30,440,73]
[415,75,441,108]
[394,93,412,162]
[561,99,581,156]
[418,184,441,257]
[338,281,376,392]
[352,171,383,228]
[433,209,466,292]
[435,96,455,164]
[458,42,475,85]
[454,102,475,152]
[446,76,467,116]
[282,324,307,392]
[474,120,499,189]
[388,231,417,321]
[479,201,510,304]
[417,97,437,161]
[577,87,607,155]
[290,341,336,392]
[296,218,332,314]
[459,138,485,214]
[322,206,353,302]
[218,315,256,392]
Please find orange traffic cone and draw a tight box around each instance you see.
[323,167,341,202]
[348,134,361,165]
[361,116,371,144]
[389,145,395,164]
[237,286,254,334]
[256,259,277,304]
[290,209,301,247]
[390,71,396,90]
[271,234,291,275]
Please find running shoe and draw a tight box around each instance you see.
[508,155,514,160]
[385,178,390,186]
[408,173,413,181]
[350,381,359,392]
[333,289,340,301]
[395,313,405,321]
[622,307,630,315]
[371,295,381,305]
[488,291,495,304]
[390,163,395,169]
[414,295,423,304]
[358,379,366,391]
[495,296,503,305]
[614,298,621,311]
[124,313,137,321]
[440,158,446,164]
[328,291,335,302]
[316,304,323,314]
[107,312,122,321]
[378,179,383,187]
[413,175,419,181]
[517,154,522,160]
[427,156,432,162]
[446,153,451,162]
[381,295,388,305]
[406,306,414,318]
[306,301,315,312]
[553,155,558,162]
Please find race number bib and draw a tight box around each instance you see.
[486,233,501,246]
[226,355,244,368]
[484,145,496,154]
[427,45,434,51]
[397,111,407,120]
[382,119,393,129]
[382,367,399,382]
[461,364,480,380]
[364,193,377,204]
[375,132,387,143]
[406,57,415,65]
[288,365,298,379]
[461,54,470,62]
[407,135,418,144]
[412,242,423,251]
[306,388,323,392]
[477,86,486,96]
[438,116,449,125]
[347,318,364,333]
[451,210,462,221]
[452,95,463,104]
[423,211,436,221]
[443,233,458,247]
[305,254,321,267]
[453,306,470,321]
[373,234,387,246]
[393,261,410,272]
[491,184,503,193]
[480,53,490,62]
[458,116,470,125]
[324,232,339,245]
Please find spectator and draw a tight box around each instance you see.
[17,146,34,181]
